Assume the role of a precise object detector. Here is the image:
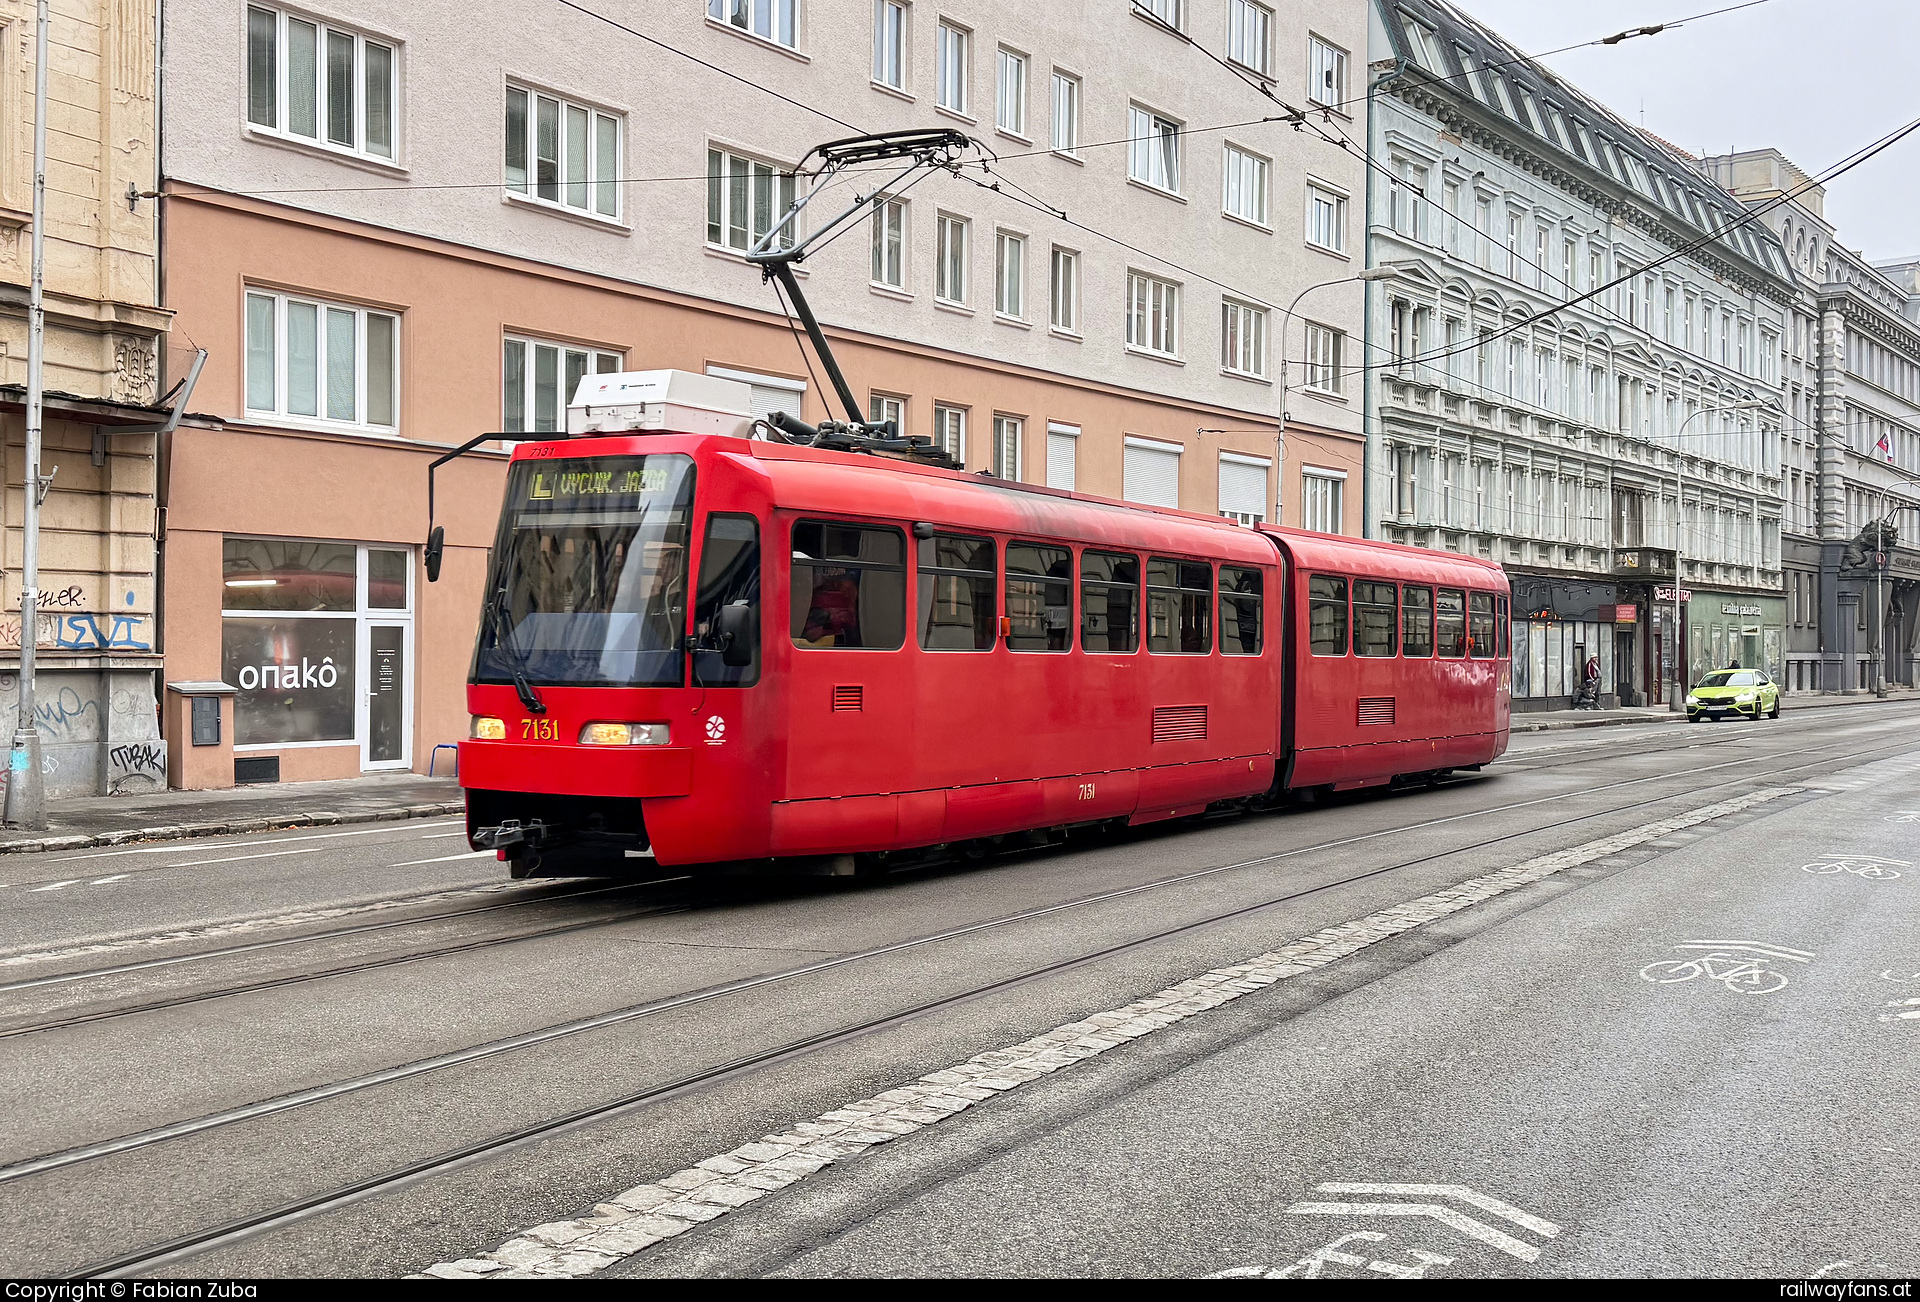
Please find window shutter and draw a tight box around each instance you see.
[1218,457,1266,521]
[1046,429,1077,490]
[1123,441,1180,508]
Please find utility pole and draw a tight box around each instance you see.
[5,0,51,829]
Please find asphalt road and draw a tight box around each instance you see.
[1,700,1915,1279]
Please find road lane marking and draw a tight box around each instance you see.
[390,852,492,867]
[1309,1183,1560,1240]
[29,880,79,892]
[1880,998,1920,1022]
[89,875,129,885]
[1671,941,1813,962]
[419,785,1795,1280]
[28,821,465,865]
[1283,1202,1543,1263]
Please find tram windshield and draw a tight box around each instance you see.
[473,454,695,688]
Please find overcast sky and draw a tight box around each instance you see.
[1455,0,1920,262]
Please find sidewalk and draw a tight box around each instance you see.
[1513,686,1920,733]
[0,773,462,855]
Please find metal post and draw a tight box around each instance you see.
[5,0,50,828]
[1876,486,1888,697]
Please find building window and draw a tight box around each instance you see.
[872,196,906,288]
[1128,105,1181,194]
[1219,455,1267,525]
[1307,35,1347,107]
[1303,470,1344,533]
[936,21,969,114]
[936,212,969,304]
[996,47,1026,135]
[1139,0,1183,27]
[245,6,396,160]
[503,337,621,435]
[708,0,794,48]
[1221,299,1266,378]
[506,86,622,220]
[992,415,1023,480]
[1124,438,1181,508]
[1050,246,1079,333]
[245,289,397,430]
[1126,271,1179,357]
[1226,0,1270,75]
[1050,71,1079,154]
[1222,144,1269,226]
[933,404,966,462]
[706,147,797,252]
[995,230,1024,318]
[222,539,413,755]
[1303,322,1343,394]
[873,0,906,87]
[1305,182,1346,253]
[1046,422,1077,489]
[869,392,907,434]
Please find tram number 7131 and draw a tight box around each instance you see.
[1078,783,1096,801]
[522,718,560,741]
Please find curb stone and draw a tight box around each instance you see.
[0,800,464,855]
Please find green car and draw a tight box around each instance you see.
[1685,669,1781,722]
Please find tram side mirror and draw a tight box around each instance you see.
[424,526,446,583]
[717,603,754,667]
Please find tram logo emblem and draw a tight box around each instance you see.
[705,715,727,744]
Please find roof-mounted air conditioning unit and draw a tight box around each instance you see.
[566,369,753,438]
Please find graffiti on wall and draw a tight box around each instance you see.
[107,739,167,794]
[0,613,152,651]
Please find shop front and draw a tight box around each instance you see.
[1683,590,1786,688]
[1506,576,1641,712]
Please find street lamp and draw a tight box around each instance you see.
[1665,398,1768,712]
[1869,477,1920,698]
[1275,267,1403,525]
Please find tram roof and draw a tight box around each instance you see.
[1261,524,1510,590]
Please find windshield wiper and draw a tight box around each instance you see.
[486,557,546,715]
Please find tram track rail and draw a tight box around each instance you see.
[39,724,1920,1278]
[0,705,1892,1042]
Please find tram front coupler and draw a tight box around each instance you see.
[472,818,553,854]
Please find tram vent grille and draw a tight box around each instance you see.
[1357,696,1396,726]
[832,684,863,712]
[1152,705,1208,742]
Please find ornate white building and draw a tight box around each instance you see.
[1365,0,1794,709]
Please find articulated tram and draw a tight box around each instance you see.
[452,371,1511,877]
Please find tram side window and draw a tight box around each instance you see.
[1006,542,1072,651]
[1496,595,1511,657]
[1468,591,1496,659]
[1219,566,1263,655]
[1308,574,1347,656]
[1402,585,1433,657]
[918,534,996,651]
[1435,587,1467,658]
[1147,558,1213,654]
[692,513,761,685]
[790,520,906,650]
[1081,550,1140,653]
[1353,580,1398,657]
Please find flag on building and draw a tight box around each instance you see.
[1877,426,1894,461]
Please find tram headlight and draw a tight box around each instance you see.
[580,722,670,746]
[470,716,507,740]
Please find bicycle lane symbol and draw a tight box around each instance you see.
[1802,855,1907,880]
[1638,941,1813,994]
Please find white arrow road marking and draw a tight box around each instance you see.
[1674,941,1814,962]
[1310,1183,1561,1239]
[1283,1202,1544,1263]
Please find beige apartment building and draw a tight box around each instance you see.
[157,0,1369,786]
[0,0,175,797]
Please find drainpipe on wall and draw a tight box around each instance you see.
[1362,56,1410,541]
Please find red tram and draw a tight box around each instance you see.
[454,375,1510,877]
